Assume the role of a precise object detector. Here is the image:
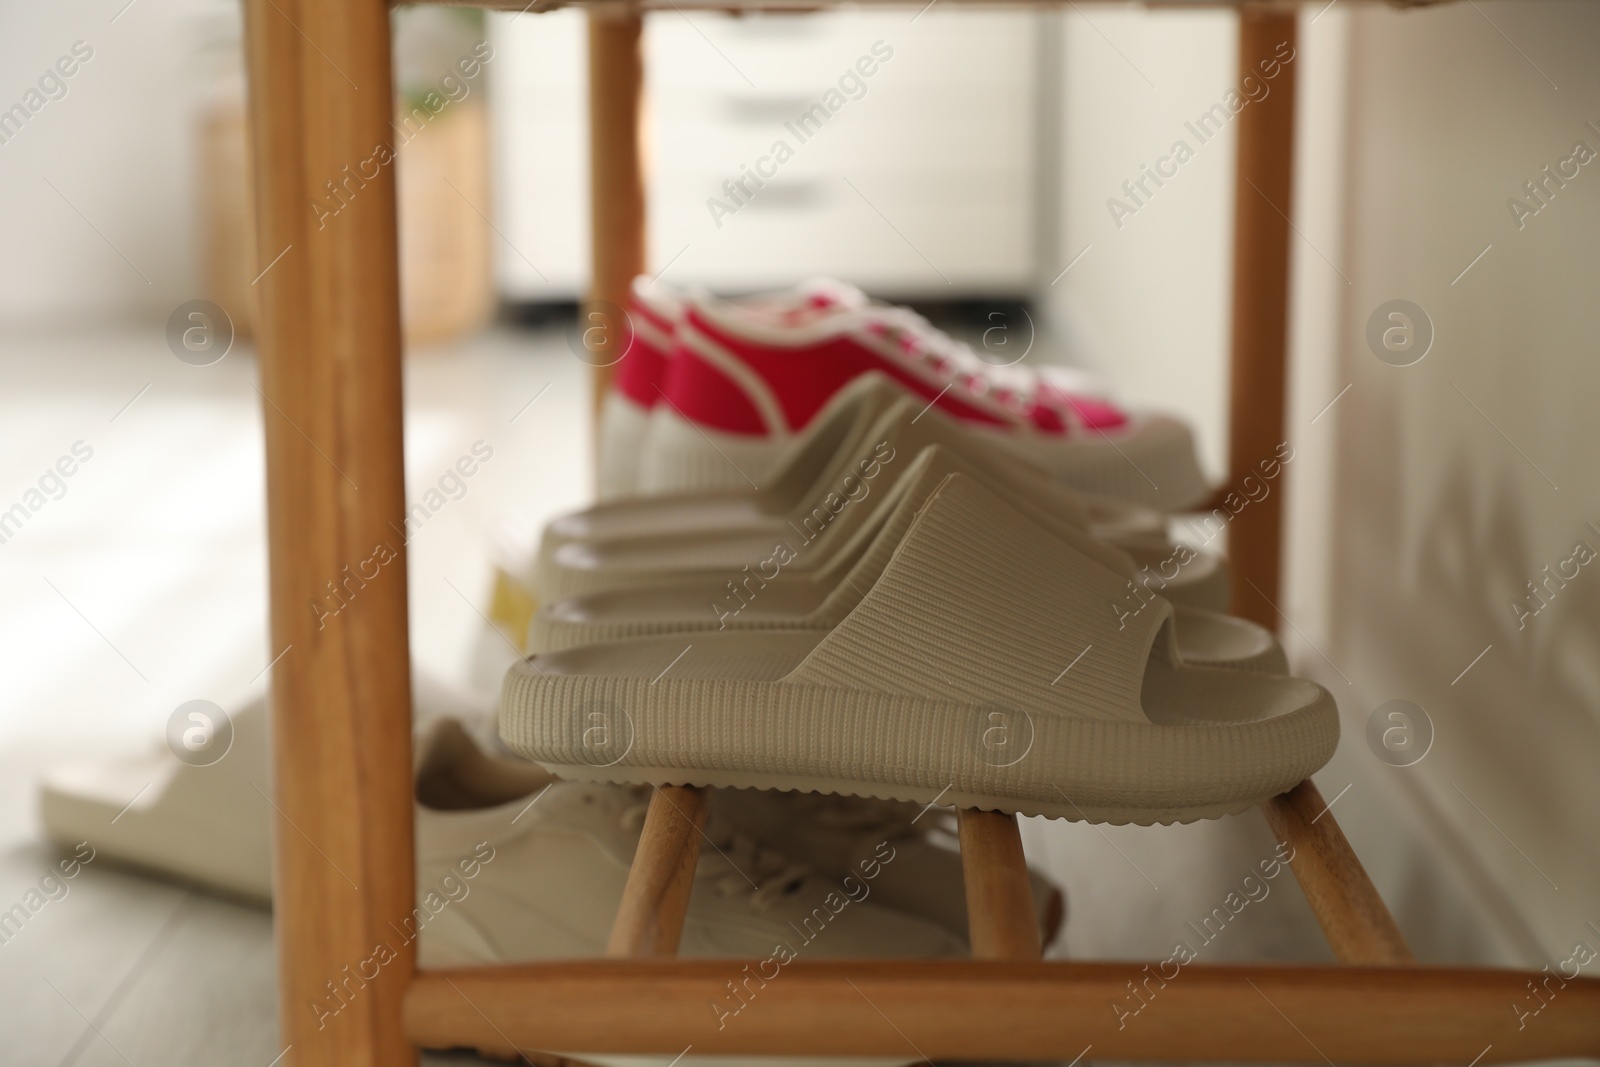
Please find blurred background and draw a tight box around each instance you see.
[1,0,1598,1061]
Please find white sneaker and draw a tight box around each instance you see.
[411,718,961,1067]
[713,788,1064,949]
[414,717,965,964]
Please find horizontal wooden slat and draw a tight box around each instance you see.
[406,959,1600,1063]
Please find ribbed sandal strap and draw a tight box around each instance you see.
[774,400,922,557]
[766,374,906,506]
[866,402,1094,531]
[807,448,975,623]
[785,474,1171,724]
[806,444,1130,624]
[782,396,1100,540]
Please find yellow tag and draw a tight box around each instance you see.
[488,567,538,653]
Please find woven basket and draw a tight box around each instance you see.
[202,96,494,346]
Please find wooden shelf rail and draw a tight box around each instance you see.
[408,959,1600,1062]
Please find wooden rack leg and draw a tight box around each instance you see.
[586,6,647,417]
[957,810,1043,960]
[607,785,710,957]
[1226,7,1298,628]
[1264,780,1415,964]
[242,1,415,1066]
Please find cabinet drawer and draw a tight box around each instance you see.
[490,7,1042,299]
[649,167,1035,294]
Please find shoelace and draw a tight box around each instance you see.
[778,790,965,850]
[871,305,1041,410]
[620,793,813,913]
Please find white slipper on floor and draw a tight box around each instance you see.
[36,673,498,905]
[531,445,1282,673]
[39,702,274,904]
[501,473,1337,825]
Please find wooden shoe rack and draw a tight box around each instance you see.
[241,0,1600,1063]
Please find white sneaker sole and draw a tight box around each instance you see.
[635,406,784,495]
[597,394,655,500]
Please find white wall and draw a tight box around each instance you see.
[0,0,228,327]
[1312,0,1600,958]
[1044,6,1239,482]
[1047,0,1600,965]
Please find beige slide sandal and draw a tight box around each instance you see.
[537,400,1220,609]
[533,447,1281,673]
[501,473,1337,826]
[538,375,1171,570]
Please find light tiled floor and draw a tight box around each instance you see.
[0,322,588,1066]
[0,320,1504,1066]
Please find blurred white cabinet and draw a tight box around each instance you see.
[489,8,1041,300]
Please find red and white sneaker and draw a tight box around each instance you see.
[596,277,865,498]
[637,287,1209,511]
